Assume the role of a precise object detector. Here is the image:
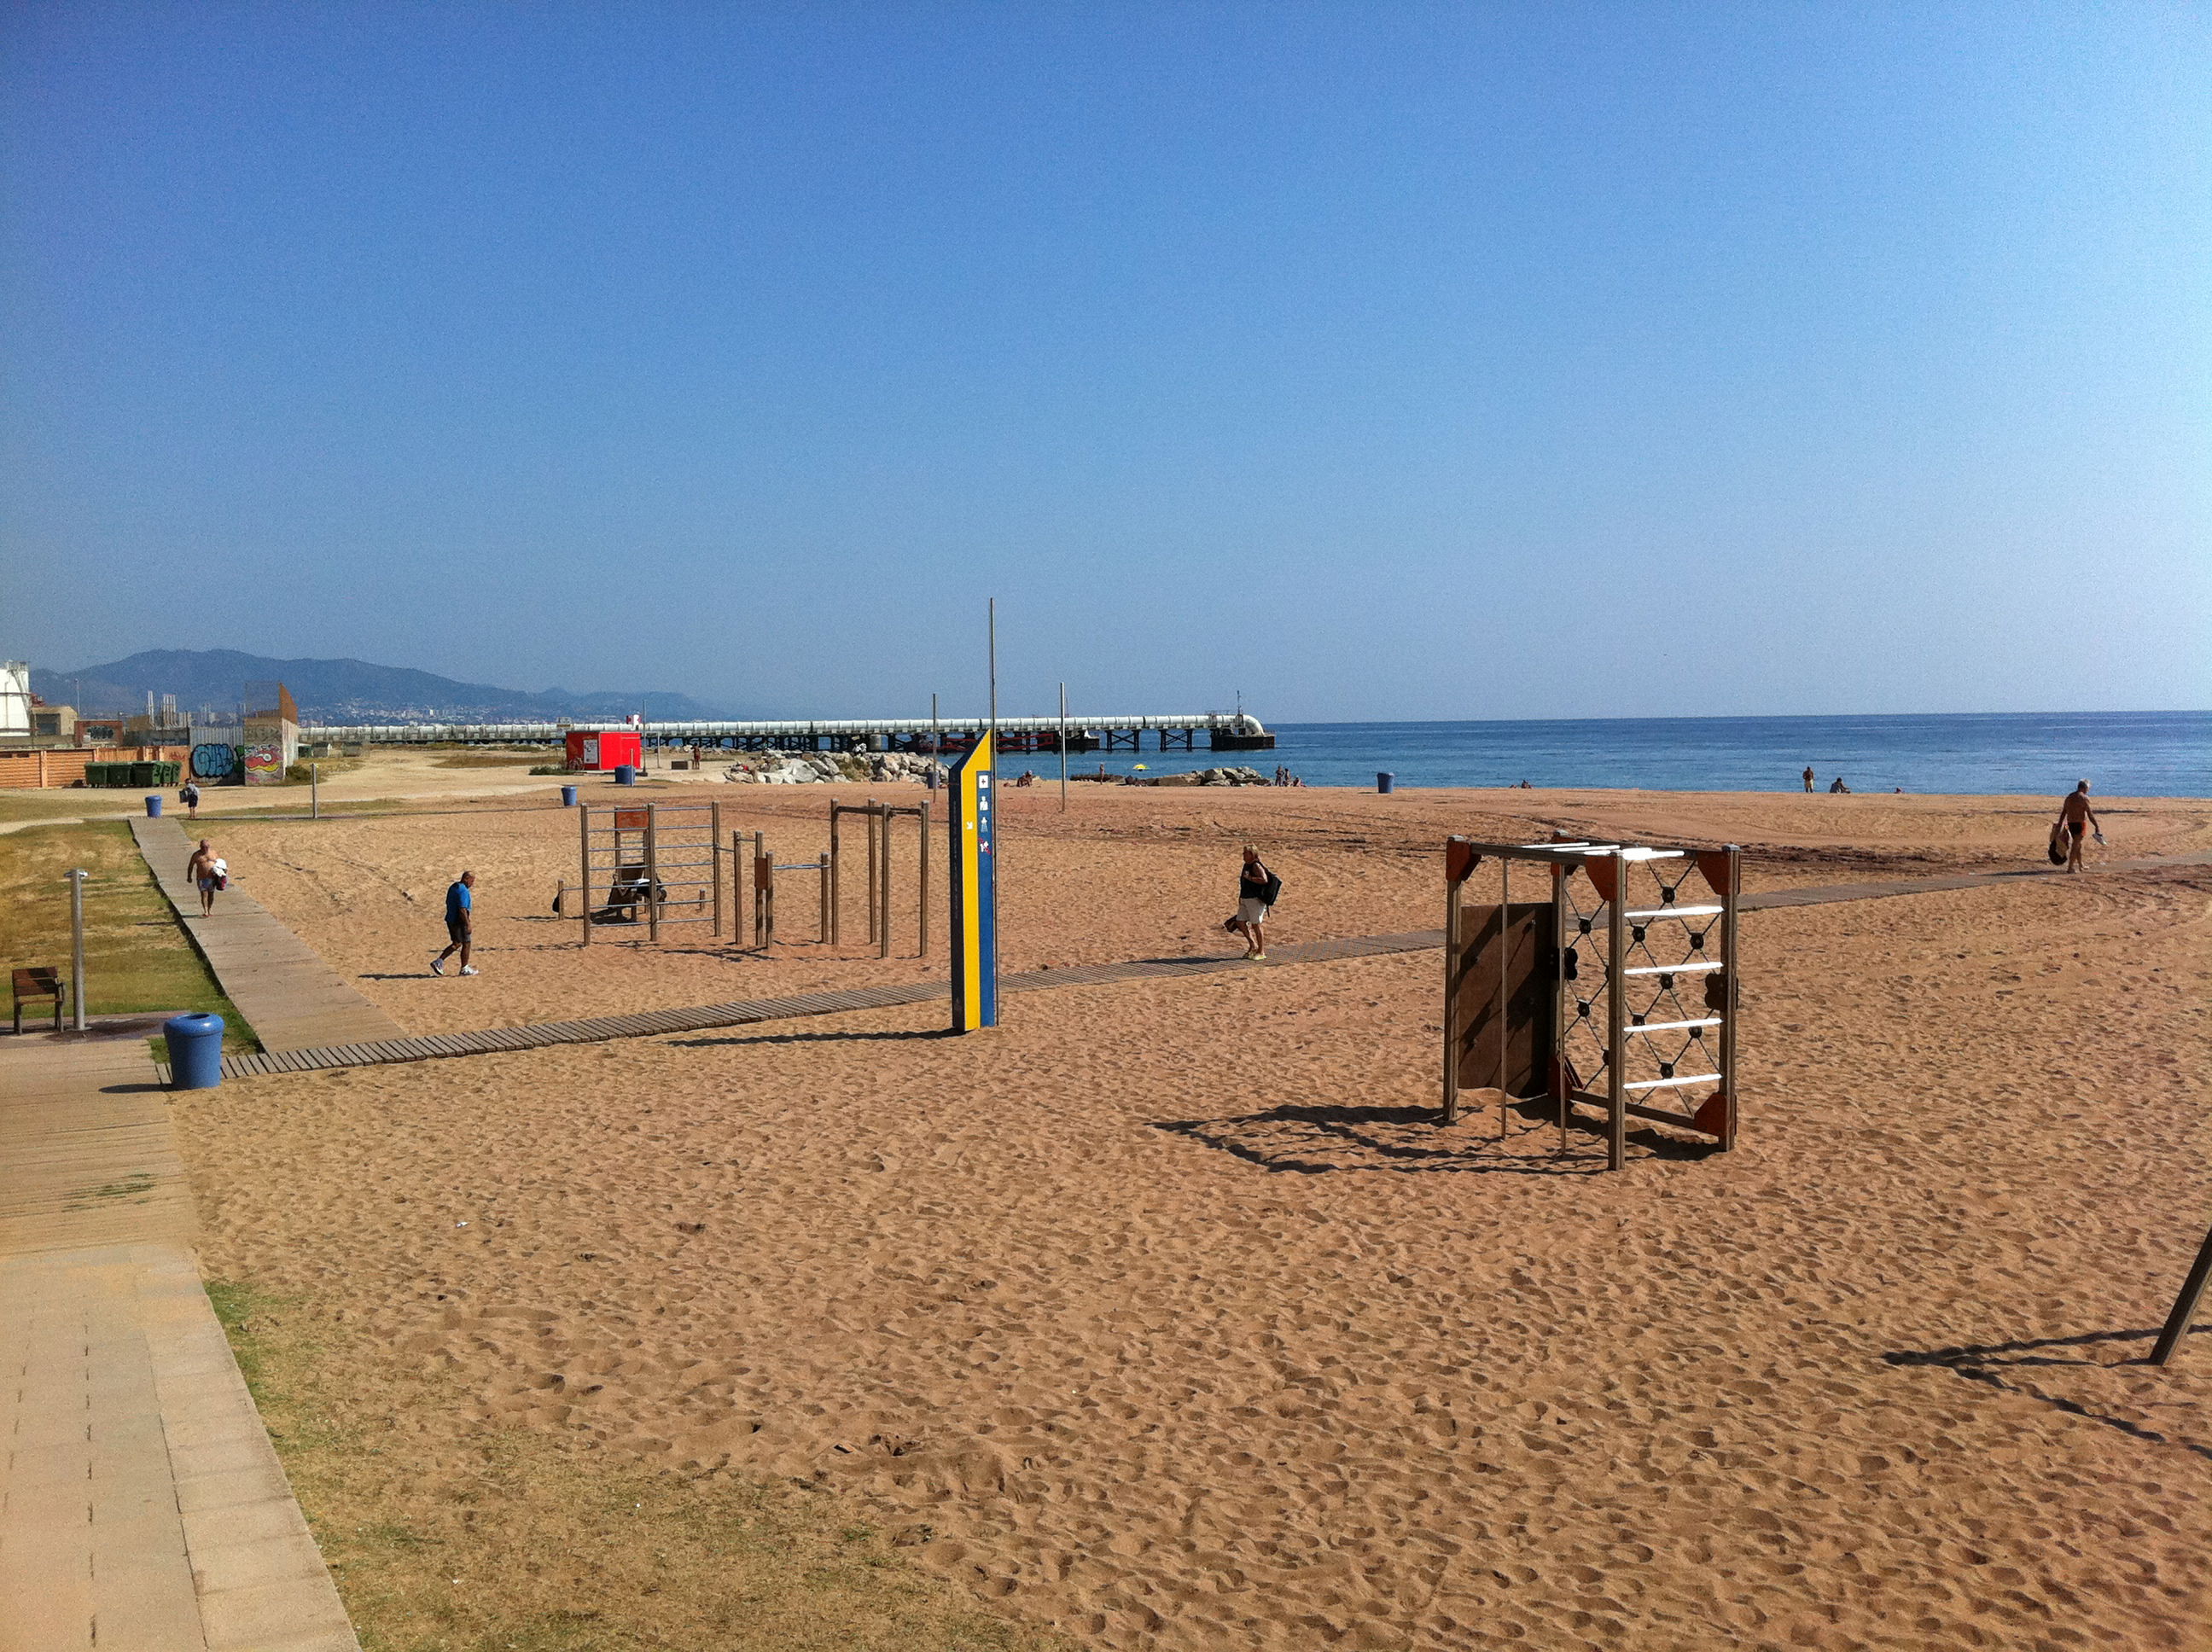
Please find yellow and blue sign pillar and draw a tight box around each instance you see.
[948,730,998,1030]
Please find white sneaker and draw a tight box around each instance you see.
[459,965,478,976]
[430,957,445,976]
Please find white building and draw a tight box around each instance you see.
[0,662,31,742]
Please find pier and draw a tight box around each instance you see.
[306,711,1276,754]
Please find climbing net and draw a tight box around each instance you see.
[1445,836,1742,1171]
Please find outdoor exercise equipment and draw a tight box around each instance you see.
[573,803,723,942]
[947,730,998,1032]
[1441,835,1742,1171]
[829,799,931,958]
[731,829,830,948]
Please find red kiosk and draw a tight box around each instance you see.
[565,730,644,772]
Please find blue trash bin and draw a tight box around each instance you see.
[561,784,579,806]
[614,765,636,786]
[145,794,163,817]
[164,1012,224,1090]
[1377,771,1395,794]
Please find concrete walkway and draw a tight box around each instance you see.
[0,1031,358,1650]
[129,817,406,1054]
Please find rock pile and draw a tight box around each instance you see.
[1131,766,1271,787]
[723,750,946,786]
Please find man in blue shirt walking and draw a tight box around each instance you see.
[432,870,478,976]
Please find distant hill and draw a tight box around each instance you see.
[32,649,735,725]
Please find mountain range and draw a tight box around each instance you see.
[31,649,734,724]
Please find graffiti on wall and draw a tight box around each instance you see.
[243,744,283,784]
[191,744,238,780]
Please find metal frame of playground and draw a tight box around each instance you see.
[1441,834,1742,1172]
[563,799,929,957]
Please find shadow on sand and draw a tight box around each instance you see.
[1883,1328,2212,1461]
[1150,1097,1718,1178]
[668,1027,957,1050]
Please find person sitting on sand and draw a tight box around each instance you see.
[185,839,221,917]
[2057,780,2103,874]
[1828,777,1851,794]
[1231,846,1280,960]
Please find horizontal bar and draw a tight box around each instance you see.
[1617,847,1686,861]
[1565,1090,1726,1134]
[1624,1073,1720,1091]
[1626,1017,1723,1034]
[1623,905,1723,920]
[1621,961,1723,976]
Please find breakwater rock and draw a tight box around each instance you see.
[724,751,946,786]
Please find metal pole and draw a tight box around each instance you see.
[2151,1221,2212,1365]
[1606,852,1627,1172]
[1058,682,1068,811]
[878,806,893,961]
[579,806,592,945]
[1553,858,1570,1156]
[732,829,744,946]
[866,803,881,947]
[929,693,940,793]
[818,852,831,942]
[1718,844,1740,1150]
[311,761,319,819]
[829,807,842,945]
[644,805,661,942]
[67,869,88,1031]
[987,599,998,742]
[1498,855,1511,1139]
[711,802,724,938]
[756,833,771,948]
[917,799,931,957]
[1441,846,1463,1126]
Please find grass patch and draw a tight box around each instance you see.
[205,1281,1070,1652]
[0,791,144,826]
[1,819,259,1050]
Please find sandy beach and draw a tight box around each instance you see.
[169,780,2212,1649]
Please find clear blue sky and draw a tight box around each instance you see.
[3,3,2205,721]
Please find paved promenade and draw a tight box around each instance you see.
[129,817,406,1054]
[0,1031,358,1649]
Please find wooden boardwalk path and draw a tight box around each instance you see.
[191,849,2212,1085]
[0,1030,358,1649]
[130,817,407,1054]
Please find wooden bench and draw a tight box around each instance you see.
[12,966,65,1033]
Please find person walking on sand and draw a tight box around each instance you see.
[2057,781,2104,874]
[185,839,221,916]
[432,870,478,976]
[180,779,201,818]
[1802,765,1815,793]
[1231,846,1280,960]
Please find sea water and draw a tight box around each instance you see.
[1031,711,2209,796]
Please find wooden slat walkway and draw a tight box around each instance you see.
[129,817,407,1055]
[185,849,2212,1085]
[0,1030,358,1649]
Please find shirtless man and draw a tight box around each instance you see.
[2058,780,2103,873]
[1802,765,1815,793]
[185,839,220,917]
